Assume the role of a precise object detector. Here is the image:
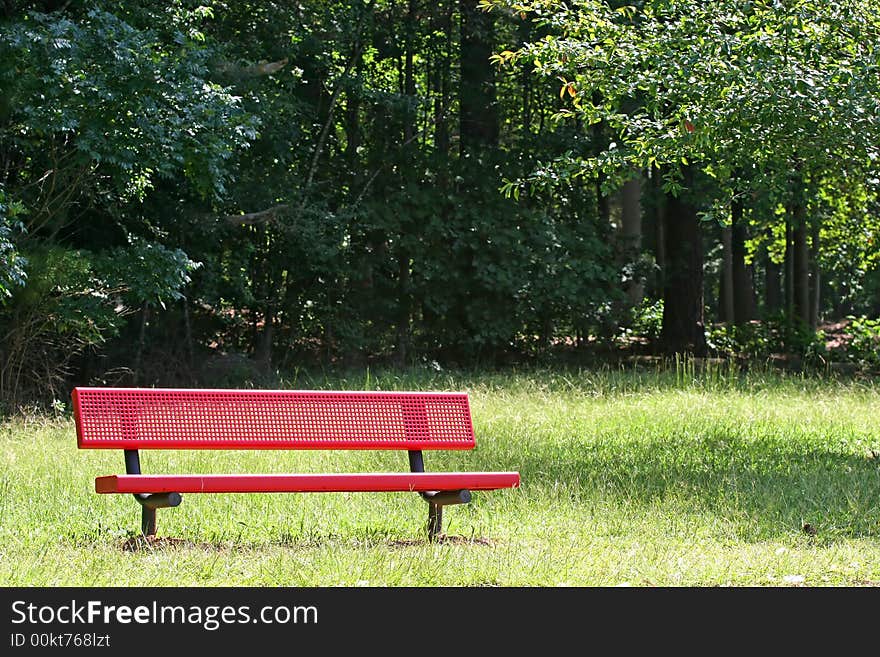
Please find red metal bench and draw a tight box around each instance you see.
[72,387,520,540]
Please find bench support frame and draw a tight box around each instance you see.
[118,449,470,540]
[124,450,181,536]
[408,450,471,540]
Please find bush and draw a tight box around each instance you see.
[0,186,28,302]
[705,314,826,363]
[0,241,199,409]
[627,298,664,342]
[834,316,880,367]
[0,247,119,409]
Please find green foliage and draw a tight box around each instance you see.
[0,3,255,401]
[486,0,880,202]
[0,238,201,405]
[833,316,880,367]
[8,248,114,346]
[0,186,28,302]
[95,238,201,310]
[704,315,826,362]
[0,247,117,406]
[618,297,664,346]
[5,0,880,404]
[0,8,257,206]
[629,298,664,342]
[484,0,880,359]
[814,179,880,314]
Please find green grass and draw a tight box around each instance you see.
[1,365,879,586]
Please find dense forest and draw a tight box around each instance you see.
[1,0,880,407]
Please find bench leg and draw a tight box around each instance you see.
[428,503,442,540]
[142,506,157,537]
[422,490,471,541]
[123,451,182,537]
[134,493,182,537]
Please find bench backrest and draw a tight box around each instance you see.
[72,387,476,450]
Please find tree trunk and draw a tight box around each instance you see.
[459,0,498,153]
[621,174,644,305]
[792,207,810,327]
[518,13,532,134]
[809,220,821,331]
[654,170,666,292]
[720,224,734,323]
[593,118,610,226]
[396,251,411,367]
[404,1,416,144]
[345,53,362,165]
[764,245,782,316]
[133,302,149,386]
[784,218,794,316]
[183,297,194,381]
[731,197,754,324]
[394,0,416,367]
[433,1,453,158]
[255,309,274,374]
[661,168,706,355]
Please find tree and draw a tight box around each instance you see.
[0,4,255,403]
[485,0,880,351]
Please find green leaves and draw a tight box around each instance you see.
[499,0,880,195]
[1,7,258,214]
[0,187,28,304]
[95,237,202,310]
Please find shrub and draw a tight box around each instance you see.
[705,314,826,363]
[836,316,880,367]
[0,241,199,409]
[628,298,664,342]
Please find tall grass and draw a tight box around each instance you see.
[1,364,878,586]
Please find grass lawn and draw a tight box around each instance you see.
[1,365,879,586]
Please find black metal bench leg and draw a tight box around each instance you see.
[124,450,181,537]
[409,451,472,541]
[142,506,157,537]
[423,489,471,541]
[428,503,442,541]
[134,492,182,537]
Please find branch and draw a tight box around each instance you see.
[297,0,376,214]
[215,58,289,79]
[350,109,449,211]
[297,49,363,213]
[224,204,290,226]
[225,1,376,227]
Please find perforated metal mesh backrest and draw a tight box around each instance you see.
[72,388,475,450]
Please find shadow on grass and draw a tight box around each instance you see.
[508,433,880,539]
[121,536,219,552]
[119,533,496,552]
[388,535,495,548]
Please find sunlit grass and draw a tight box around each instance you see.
[1,364,879,586]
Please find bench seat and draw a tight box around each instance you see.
[96,472,521,494]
